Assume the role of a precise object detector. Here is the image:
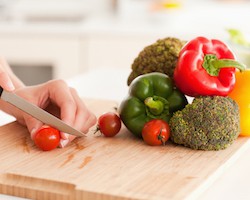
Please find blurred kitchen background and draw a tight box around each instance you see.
[0,0,249,85]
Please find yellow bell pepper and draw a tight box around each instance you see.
[229,70,250,136]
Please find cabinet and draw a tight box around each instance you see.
[0,34,85,84]
[0,31,160,85]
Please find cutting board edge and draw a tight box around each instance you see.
[0,172,137,200]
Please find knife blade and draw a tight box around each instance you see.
[0,87,85,137]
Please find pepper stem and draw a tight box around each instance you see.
[202,54,246,76]
[144,97,164,116]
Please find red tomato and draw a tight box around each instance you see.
[98,112,122,137]
[142,119,170,146]
[34,125,61,151]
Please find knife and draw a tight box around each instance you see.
[0,87,85,137]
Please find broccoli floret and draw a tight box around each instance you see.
[127,37,185,85]
[169,96,240,151]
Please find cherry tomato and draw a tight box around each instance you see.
[34,125,61,151]
[142,119,170,146]
[98,112,122,137]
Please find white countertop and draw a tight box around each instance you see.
[1,68,250,200]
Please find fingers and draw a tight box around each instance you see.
[44,80,97,148]
[46,80,77,127]
[23,114,43,140]
[0,58,15,91]
[12,85,46,140]
[59,89,97,147]
[69,88,97,133]
[59,88,97,148]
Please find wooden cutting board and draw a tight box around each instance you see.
[0,98,249,200]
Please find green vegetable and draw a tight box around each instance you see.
[169,96,240,151]
[119,72,188,138]
[127,37,186,85]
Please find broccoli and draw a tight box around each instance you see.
[169,96,240,151]
[127,37,185,85]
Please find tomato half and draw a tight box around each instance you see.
[142,119,170,146]
[98,112,122,137]
[34,125,60,151]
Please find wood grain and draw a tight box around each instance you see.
[0,98,249,200]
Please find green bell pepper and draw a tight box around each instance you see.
[119,72,188,138]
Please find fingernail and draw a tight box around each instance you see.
[6,81,15,91]
[61,132,70,140]
[59,139,69,148]
[30,128,38,140]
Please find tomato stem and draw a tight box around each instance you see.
[158,128,167,145]
[93,125,102,136]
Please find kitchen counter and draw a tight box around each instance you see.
[0,68,250,200]
[1,1,250,83]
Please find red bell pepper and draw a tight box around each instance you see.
[174,36,246,97]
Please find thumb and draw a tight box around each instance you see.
[23,114,43,140]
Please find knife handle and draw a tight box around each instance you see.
[0,86,3,96]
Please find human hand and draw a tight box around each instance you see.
[7,79,97,147]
